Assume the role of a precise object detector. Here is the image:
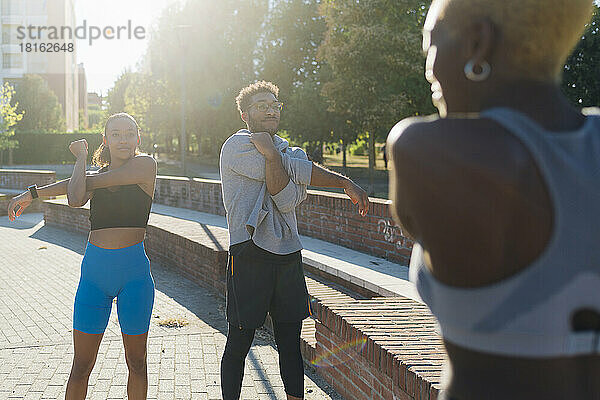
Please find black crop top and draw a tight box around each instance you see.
[89,184,153,230]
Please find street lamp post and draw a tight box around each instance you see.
[175,24,192,177]
[180,59,187,176]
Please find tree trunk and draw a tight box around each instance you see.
[368,131,375,196]
[341,139,347,177]
[317,140,322,164]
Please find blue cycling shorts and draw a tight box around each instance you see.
[73,241,155,335]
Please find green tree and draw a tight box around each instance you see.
[12,74,65,133]
[145,0,269,159]
[260,0,327,96]
[0,82,24,165]
[317,0,434,192]
[88,104,105,131]
[562,5,599,108]
[124,73,178,155]
[259,0,352,167]
[105,69,134,115]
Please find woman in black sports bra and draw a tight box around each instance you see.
[9,113,157,399]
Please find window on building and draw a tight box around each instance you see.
[2,26,10,44]
[1,0,22,15]
[3,53,23,69]
[26,0,46,15]
[2,25,18,44]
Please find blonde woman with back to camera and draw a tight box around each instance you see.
[387,1,599,399]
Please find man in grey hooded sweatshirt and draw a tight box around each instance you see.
[219,81,369,400]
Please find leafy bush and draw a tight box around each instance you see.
[349,138,368,156]
[12,133,102,164]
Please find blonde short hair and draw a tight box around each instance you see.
[430,0,594,82]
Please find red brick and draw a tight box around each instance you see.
[416,375,430,400]
[430,385,441,400]
[405,369,417,398]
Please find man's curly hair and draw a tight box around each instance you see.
[235,81,280,114]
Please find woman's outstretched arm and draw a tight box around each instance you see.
[7,170,103,220]
[8,139,95,220]
[8,147,156,221]
[7,179,69,221]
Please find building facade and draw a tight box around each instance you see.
[1,0,80,132]
[78,63,87,129]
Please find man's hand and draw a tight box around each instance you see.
[343,179,369,217]
[250,132,279,160]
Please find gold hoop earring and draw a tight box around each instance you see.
[464,60,491,82]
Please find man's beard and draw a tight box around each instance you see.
[247,116,279,135]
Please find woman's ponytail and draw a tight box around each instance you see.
[92,141,111,167]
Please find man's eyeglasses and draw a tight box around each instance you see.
[248,102,283,113]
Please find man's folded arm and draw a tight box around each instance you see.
[280,151,312,185]
[270,180,308,214]
[221,137,266,181]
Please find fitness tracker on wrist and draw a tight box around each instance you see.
[27,185,39,199]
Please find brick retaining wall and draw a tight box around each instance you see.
[43,200,445,400]
[0,169,55,190]
[0,170,56,216]
[0,171,412,265]
[312,297,445,400]
[153,176,413,265]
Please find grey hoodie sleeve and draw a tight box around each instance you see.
[223,132,313,185]
[271,180,308,213]
[270,148,311,213]
[221,135,266,181]
[280,150,313,185]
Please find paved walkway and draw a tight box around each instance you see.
[0,213,342,400]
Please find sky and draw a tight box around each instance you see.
[75,0,177,96]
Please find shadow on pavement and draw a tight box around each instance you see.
[0,212,46,230]
[4,213,329,399]
[150,264,285,398]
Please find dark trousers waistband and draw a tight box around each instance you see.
[229,240,300,261]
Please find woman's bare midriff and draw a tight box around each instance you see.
[88,227,146,249]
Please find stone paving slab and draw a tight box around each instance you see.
[0,213,342,400]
